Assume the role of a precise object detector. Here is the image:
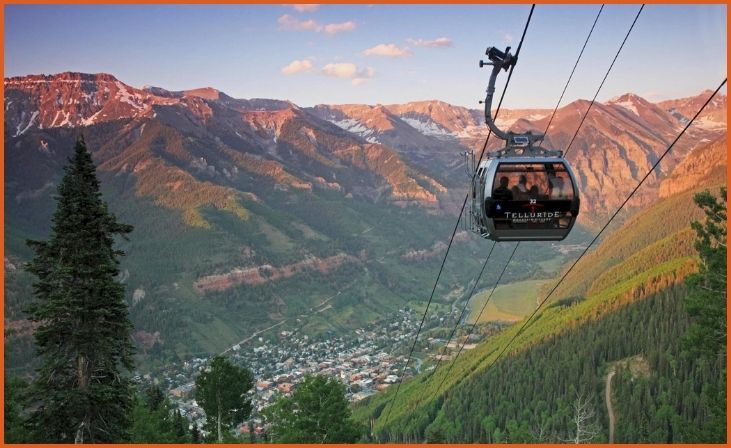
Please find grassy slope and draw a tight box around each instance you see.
[544,187,714,303]
[354,181,724,433]
[468,279,549,323]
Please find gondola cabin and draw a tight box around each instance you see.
[470,44,581,241]
[472,157,580,241]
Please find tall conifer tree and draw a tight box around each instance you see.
[25,136,134,443]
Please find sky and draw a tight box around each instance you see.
[4,4,727,109]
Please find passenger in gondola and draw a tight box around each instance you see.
[511,175,529,200]
[493,176,513,200]
[528,185,540,200]
[550,177,566,199]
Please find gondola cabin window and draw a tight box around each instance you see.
[487,162,576,231]
[491,162,574,200]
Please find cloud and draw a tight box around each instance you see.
[362,43,412,57]
[321,63,375,85]
[407,37,453,48]
[281,59,314,75]
[323,21,356,35]
[290,4,319,13]
[277,14,356,35]
[321,63,358,78]
[502,33,514,44]
[278,14,320,31]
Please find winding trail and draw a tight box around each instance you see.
[606,368,616,443]
[221,320,288,354]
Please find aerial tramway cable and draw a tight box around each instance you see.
[542,4,605,139]
[439,79,727,399]
[437,1,644,393]
[467,5,643,242]
[380,4,536,428]
[396,3,644,429]
[430,2,637,394]
[429,242,519,398]
[563,4,644,157]
[422,4,606,390]
[421,242,496,382]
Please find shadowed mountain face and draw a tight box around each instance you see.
[4,72,726,366]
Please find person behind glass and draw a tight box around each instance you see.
[511,175,529,200]
[493,176,513,200]
[529,185,540,200]
[550,177,566,199]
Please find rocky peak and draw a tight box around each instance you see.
[142,85,181,98]
[385,100,481,134]
[608,93,656,116]
[658,90,726,131]
[183,87,221,100]
[4,71,120,84]
[4,72,174,134]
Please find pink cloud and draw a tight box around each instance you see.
[278,14,320,32]
[407,37,454,48]
[323,21,356,35]
[281,59,314,75]
[321,63,375,85]
[277,15,356,35]
[290,4,320,13]
[362,43,412,58]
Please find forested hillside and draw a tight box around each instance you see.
[386,284,721,443]
[355,160,726,442]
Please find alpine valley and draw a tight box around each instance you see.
[4,74,727,439]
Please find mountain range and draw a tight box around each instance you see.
[4,72,727,369]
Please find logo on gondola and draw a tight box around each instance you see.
[522,199,545,214]
[503,211,564,222]
[503,200,564,223]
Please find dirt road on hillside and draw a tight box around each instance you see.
[606,368,616,443]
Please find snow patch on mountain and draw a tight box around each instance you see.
[329,118,380,143]
[58,111,71,127]
[115,81,144,111]
[454,124,483,139]
[401,117,451,138]
[612,100,639,116]
[81,109,104,127]
[693,116,726,131]
[15,111,38,136]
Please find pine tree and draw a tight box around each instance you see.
[25,136,135,443]
[264,375,364,443]
[190,423,202,443]
[684,187,727,358]
[4,377,31,443]
[174,409,189,442]
[145,384,166,411]
[195,355,253,442]
[683,187,727,441]
[248,420,256,443]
